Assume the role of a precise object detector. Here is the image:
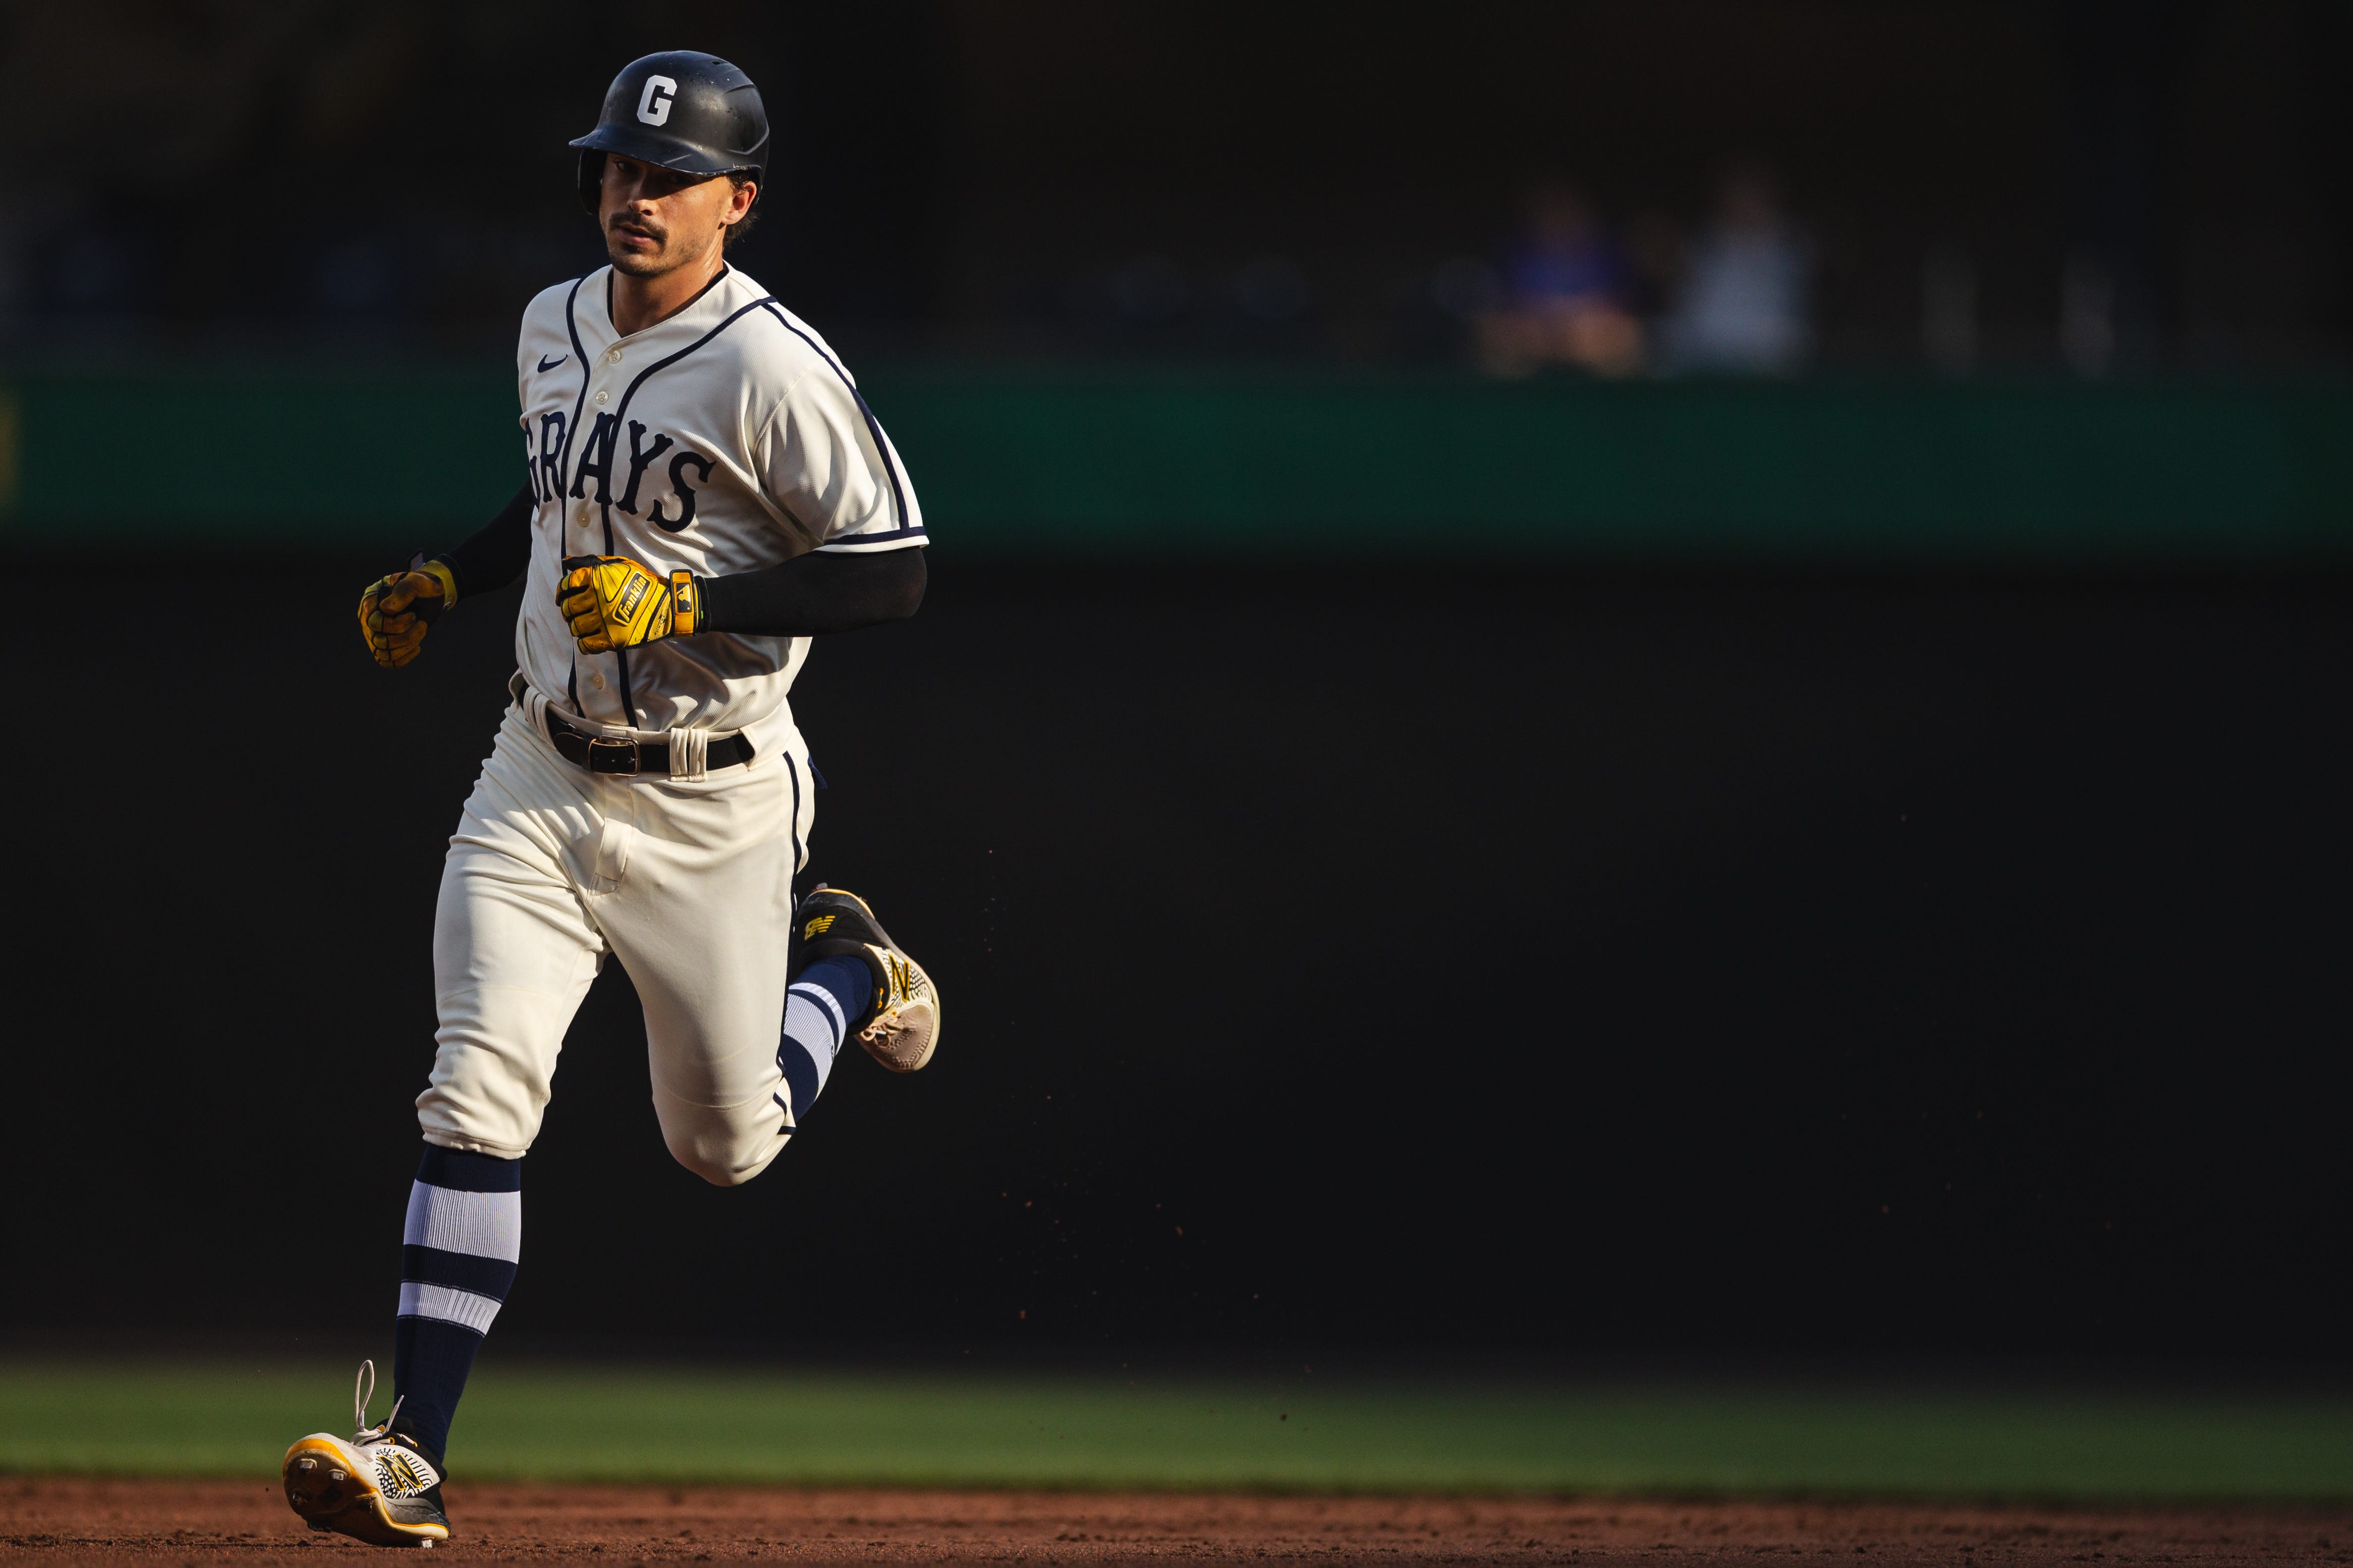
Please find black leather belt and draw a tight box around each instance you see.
[544,710,754,777]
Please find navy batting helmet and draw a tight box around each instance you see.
[569,52,770,215]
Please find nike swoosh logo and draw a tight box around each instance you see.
[537,354,567,372]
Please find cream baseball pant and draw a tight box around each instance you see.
[415,703,815,1185]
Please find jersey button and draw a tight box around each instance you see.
[605,349,623,365]
[593,389,609,405]
[590,673,607,690]
[576,504,590,524]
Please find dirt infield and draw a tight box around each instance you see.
[4,1477,2350,1565]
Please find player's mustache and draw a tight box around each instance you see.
[608,212,665,242]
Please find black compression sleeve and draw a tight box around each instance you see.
[433,482,535,599]
[697,547,926,636]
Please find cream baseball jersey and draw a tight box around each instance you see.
[512,263,925,738]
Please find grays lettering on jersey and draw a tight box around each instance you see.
[516,265,925,742]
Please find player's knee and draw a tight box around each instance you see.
[658,1112,783,1188]
[667,1144,776,1188]
[416,994,558,1157]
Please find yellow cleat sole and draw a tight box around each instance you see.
[282,1436,447,1548]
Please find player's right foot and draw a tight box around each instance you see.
[797,885,941,1072]
[281,1361,451,1548]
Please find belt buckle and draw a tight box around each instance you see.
[586,736,640,776]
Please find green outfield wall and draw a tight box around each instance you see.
[3,366,2347,561]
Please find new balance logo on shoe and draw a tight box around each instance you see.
[376,1452,434,1495]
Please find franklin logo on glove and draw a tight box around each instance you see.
[557,553,699,653]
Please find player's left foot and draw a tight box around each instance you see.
[797,885,941,1072]
[281,1361,451,1548]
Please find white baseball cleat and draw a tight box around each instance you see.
[796,885,941,1072]
[281,1361,451,1547]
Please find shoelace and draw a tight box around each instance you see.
[350,1358,407,1445]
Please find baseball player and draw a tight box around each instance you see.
[277,52,938,1547]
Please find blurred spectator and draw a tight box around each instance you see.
[1657,161,1812,376]
[1477,182,1644,377]
[1620,210,1689,320]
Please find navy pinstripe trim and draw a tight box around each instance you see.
[756,302,914,538]
[817,525,928,548]
[609,297,781,430]
[611,633,635,726]
[552,275,594,499]
[401,1245,518,1300]
[785,750,804,875]
[416,1144,522,1192]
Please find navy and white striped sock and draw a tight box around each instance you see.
[391,1144,520,1460]
[776,955,869,1127]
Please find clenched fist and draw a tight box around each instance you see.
[358,559,455,668]
[558,555,699,654]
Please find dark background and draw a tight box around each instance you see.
[12,560,2351,1363]
[4,2,2351,1370]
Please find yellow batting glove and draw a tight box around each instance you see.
[357,558,455,668]
[557,555,700,655]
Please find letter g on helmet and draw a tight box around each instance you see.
[569,52,769,214]
[636,75,677,126]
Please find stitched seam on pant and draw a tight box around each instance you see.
[647,1079,782,1112]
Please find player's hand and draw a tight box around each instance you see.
[558,555,697,654]
[357,560,454,668]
